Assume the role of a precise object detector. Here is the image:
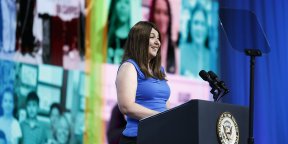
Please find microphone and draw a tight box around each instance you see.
[207,71,229,94]
[199,70,220,90]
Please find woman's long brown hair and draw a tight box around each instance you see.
[122,21,165,80]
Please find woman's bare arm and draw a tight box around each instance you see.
[116,62,159,120]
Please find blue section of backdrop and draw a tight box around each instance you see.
[219,0,288,143]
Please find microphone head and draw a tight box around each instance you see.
[208,71,218,79]
[199,70,222,91]
[199,70,209,81]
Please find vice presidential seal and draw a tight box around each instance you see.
[217,112,239,144]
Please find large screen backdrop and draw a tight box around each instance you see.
[0,0,218,144]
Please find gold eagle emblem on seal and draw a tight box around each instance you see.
[217,112,239,144]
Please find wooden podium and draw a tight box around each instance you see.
[137,100,249,144]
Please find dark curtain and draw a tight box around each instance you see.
[219,0,288,143]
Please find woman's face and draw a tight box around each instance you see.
[191,10,208,45]
[148,28,161,59]
[1,91,14,116]
[115,0,130,23]
[153,0,169,35]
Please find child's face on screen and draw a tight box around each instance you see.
[26,101,39,119]
[50,108,60,128]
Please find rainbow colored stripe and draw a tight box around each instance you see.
[85,0,108,143]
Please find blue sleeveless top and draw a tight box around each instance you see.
[121,59,171,137]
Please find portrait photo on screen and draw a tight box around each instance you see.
[0,0,87,70]
[0,60,17,116]
[0,60,22,144]
[142,0,181,74]
[179,0,219,78]
[2,61,87,144]
[106,0,142,65]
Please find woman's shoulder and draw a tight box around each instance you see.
[118,61,137,76]
[124,59,136,64]
[119,61,136,70]
[121,59,140,70]
[118,59,145,78]
[120,59,136,68]
[116,62,137,84]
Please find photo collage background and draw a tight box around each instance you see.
[0,0,218,143]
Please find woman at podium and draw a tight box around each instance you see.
[116,21,171,144]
